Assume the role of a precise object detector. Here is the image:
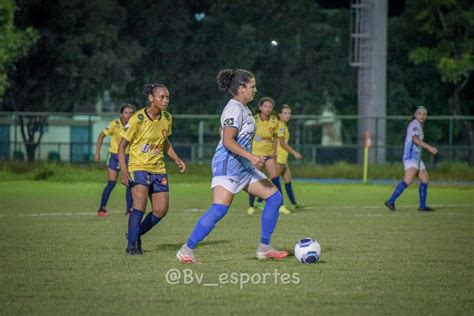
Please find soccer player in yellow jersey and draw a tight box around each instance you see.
[118,83,186,255]
[276,104,305,210]
[247,97,288,215]
[94,105,134,217]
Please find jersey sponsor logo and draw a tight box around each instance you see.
[223,118,234,126]
[150,144,163,156]
[141,144,150,153]
[255,136,262,142]
[137,114,144,121]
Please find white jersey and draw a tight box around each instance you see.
[403,119,424,161]
[211,99,256,177]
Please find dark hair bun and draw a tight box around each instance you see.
[216,69,234,91]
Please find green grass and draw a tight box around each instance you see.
[0,180,473,314]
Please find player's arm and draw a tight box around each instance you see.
[272,137,278,159]
[222,127,265,169]
[164,139,186,173]
[94,132,107,162]
[118,138,131,186]
[412,136,438,155]
[278,137,302,160]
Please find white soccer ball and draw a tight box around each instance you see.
[271,40,278,47]
[294,238,321,264]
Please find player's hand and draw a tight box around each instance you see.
[293,151,302,160]
[250,155,266,170]
[429,146,438,155]
[94,152,100,162]
[121,171,131,187]
[175,159,186,173]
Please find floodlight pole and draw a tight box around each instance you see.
[350,0,388,164]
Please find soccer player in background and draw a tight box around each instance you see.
[176,69,289,263]
[385,106,438,212]
[118,83,186,255]
[275,104,305,211]
[94,105,134,217]
[247,97,282,215]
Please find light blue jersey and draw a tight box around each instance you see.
[403,119,423,161]
[212,99,256,177]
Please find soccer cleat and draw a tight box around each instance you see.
[254,200,265,210]
[247,206,256,215]
[97,208,109,217]
[279,205,291,215]
[256,244,289,260]
[176,244,198,264]
[293,202,306,210]
[418,206,434,212]
[384,201,396,211]
[125,233,142,253]
[125,242,143,256]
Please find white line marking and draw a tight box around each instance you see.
[0,204,471,218]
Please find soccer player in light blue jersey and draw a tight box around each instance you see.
[385,106,438,212]
[177,69,289,263]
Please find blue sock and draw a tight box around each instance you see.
[249,194,255,207]
[388,181,408,204]
[260,191,283,245]
[186,204,229,249]
[271,177,282,193]
[139,212,161,236]
[419,183,428,209]
[100,181,116,208]
[284,182,297,205]
[128,209,144,246]
[126,186,133,210]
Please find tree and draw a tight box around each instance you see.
[407,0,474,164]
[0,0,38,99]
[3,0,142,160]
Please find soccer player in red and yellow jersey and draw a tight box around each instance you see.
[94,105,134,217]
[118,83,186,255]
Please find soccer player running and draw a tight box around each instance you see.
[275,104,305,211]
[247,97,283,215]
[177,69,288,263]
[94,105,134,217]
[385,106,438,212]
[118,83,186,255]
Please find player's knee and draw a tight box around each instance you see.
[153,208,168,218]
[266,190,283,207]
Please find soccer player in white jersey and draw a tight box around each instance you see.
[385,106,438,212]
[177,69,289,263]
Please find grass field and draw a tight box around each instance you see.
[0,179,473,315]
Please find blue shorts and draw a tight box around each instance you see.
[130,171,169,194]
[107,153,129,171]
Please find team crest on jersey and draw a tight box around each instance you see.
[223,118,234,126]
[137,114,144,121]
[162,129,168,138]
[140,144,150,153]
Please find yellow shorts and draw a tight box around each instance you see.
[277,152,289,165]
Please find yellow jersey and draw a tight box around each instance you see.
[276,121,290,164]
[120,108,172,174]
[102,119,129,154]
[252,114,279,156]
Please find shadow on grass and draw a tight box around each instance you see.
[148,239,230,252]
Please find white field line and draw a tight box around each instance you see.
[0,204,471,218]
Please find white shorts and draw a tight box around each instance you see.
[403,160,426,171]
[211,168,267,194]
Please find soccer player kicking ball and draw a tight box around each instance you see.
[177,69,288,263]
